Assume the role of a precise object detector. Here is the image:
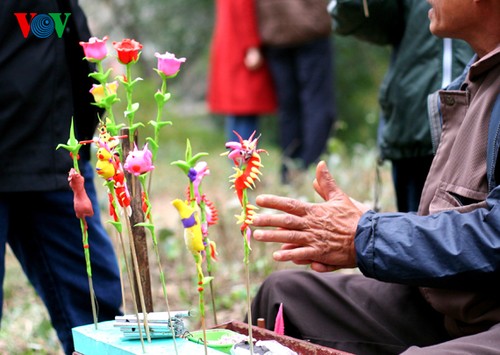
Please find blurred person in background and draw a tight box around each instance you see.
[257,0,336,184]
[0,1,122,353]
[207,0,277,142]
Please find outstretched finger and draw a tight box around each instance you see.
[253,228,309,244]
[255,194,308,216]
[252,213,308,230]
[272,245,317,263]
[281,244,314,265]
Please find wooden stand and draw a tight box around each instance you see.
[121,128,153,313]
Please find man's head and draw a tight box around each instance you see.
[427,0,471,38]
[427,0,500,57]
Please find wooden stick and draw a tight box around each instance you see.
[114,225,146,353]
[257,318,266,329]
[79,219,98,330]
[245,259,254,355]
[124,213,152,343]
[121,128,154,313]
[363,0,370,17]
[106,180,146,352]
[139,176,179,354]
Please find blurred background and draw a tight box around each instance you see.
[1,1,395,353]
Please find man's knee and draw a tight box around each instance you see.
[260,269,309,294]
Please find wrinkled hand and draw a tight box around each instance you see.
[252,161,364,272]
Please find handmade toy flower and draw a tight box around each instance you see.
[224,131,266,242]
[189,162,219,234]
[95,123,127,150]
[112,162,131,212]
[172,199,206,261]
[190,162,209,202]
[171,198,213,354]
[80,36,121,136]
[171,141,218,258]
[95,143,118,180]
[113,38,143,64]
[88,127,156,347]
[89,81,118,106]
[145,52,186,171]
[113,39,145,143]
[184,160,219,324]
[171,140,209,194]
[171,140,220,345]
[274,303,285,336]
[222,130,267,354]
[56,120,98,329]
[155,52,187,77]
[68,168,94,222]
[124,142,179,350]
[72,35,186,352]
[81,125,130,214]
[79,35,108,61]
[79,42,152,340]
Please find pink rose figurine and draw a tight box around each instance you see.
[155,52,186,77]
[79,36,108,61]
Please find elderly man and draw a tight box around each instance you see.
[250,0,500,354]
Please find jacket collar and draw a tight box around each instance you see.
[469,45,500,80]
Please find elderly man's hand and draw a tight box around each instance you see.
[252,161,364,272]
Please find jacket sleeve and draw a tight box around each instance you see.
[329,0,405,45]
[235,0,261,48]
[355,184,500,289]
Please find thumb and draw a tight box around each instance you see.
[314,161,344,201]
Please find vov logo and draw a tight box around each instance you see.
[14,13,71,38]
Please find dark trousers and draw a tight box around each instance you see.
[0,162,122,354]
[391,155,434,212]
[265,37,336,180]
[251,270,500,354]
[225,114,259,142]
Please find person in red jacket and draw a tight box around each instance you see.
[207,0,277,141]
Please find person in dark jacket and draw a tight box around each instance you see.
[0,1,122,353]
[258,0,336,184]
[329,0,474,212]
[249,0,500,353]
